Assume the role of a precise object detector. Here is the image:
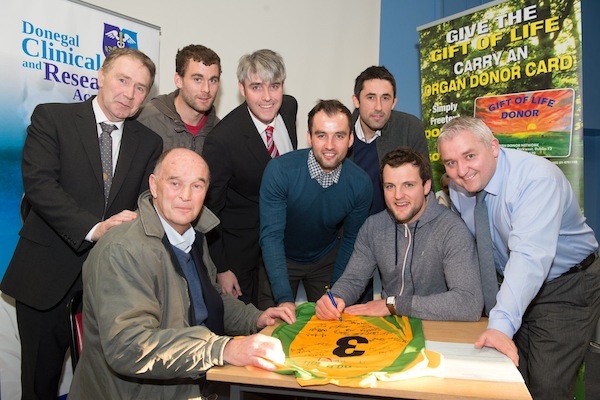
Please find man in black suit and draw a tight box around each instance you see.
[0,48,163,399]
[203,49,297,308]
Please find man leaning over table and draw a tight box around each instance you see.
[316,147,483,322]
[259,99,372,313]
[438,116,600,400]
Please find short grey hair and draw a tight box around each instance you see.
[438,116,495,152]
[236,49,286,84]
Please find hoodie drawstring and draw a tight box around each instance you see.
[398,224,412,296]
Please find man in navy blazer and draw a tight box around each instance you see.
[203,49,297,308]
[0,48,163,399]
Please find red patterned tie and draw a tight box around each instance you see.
[265,125,279,158]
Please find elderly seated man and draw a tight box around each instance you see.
[70,148,294,399]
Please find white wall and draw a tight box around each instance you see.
[0,3,379,398]
[86,0,381,147]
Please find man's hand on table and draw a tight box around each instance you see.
[475,328,519,366]
[345,299,390,317]
[257,305,296,328]
[224,334,285,370]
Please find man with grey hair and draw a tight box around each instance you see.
[437,116,600,400]
[203,49,298,308]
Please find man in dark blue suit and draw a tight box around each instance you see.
[203,49,297,308]
[0,48,163,399]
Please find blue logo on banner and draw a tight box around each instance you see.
[103,23,138,55]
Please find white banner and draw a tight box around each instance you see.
[0,0,159,398]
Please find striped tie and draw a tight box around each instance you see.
[265,125,279,158]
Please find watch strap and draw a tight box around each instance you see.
[386,296,396,315]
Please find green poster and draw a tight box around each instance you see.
[418,0,584,205]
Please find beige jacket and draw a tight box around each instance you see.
[69,190,262,399]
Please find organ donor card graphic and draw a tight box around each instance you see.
[474,88,574,157]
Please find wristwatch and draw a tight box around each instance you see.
[386,296,396,315]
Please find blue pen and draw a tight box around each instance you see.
[325,285,342,321]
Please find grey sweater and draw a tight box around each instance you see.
[332,193,483,321]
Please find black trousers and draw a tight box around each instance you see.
[16,278,81,400]
[222,228,261,308]
[514,256,600,400]
[258,245,338,309]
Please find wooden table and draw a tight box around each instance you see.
[207,319,532,400]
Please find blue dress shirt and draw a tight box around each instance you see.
[451,148,598,337]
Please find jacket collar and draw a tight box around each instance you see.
[137,190,220,239]
[149,90,217,131]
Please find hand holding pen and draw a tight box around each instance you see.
[325,285,343,321]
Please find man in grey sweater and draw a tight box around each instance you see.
[316,148,483,321]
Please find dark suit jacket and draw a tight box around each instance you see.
[203,95,297,272]
[0,98,163,310]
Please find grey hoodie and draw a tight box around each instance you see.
[332,193,483,321]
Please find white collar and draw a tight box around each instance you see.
[92,98,125,130]
[155,206,196,253]
[354,117,381,144]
